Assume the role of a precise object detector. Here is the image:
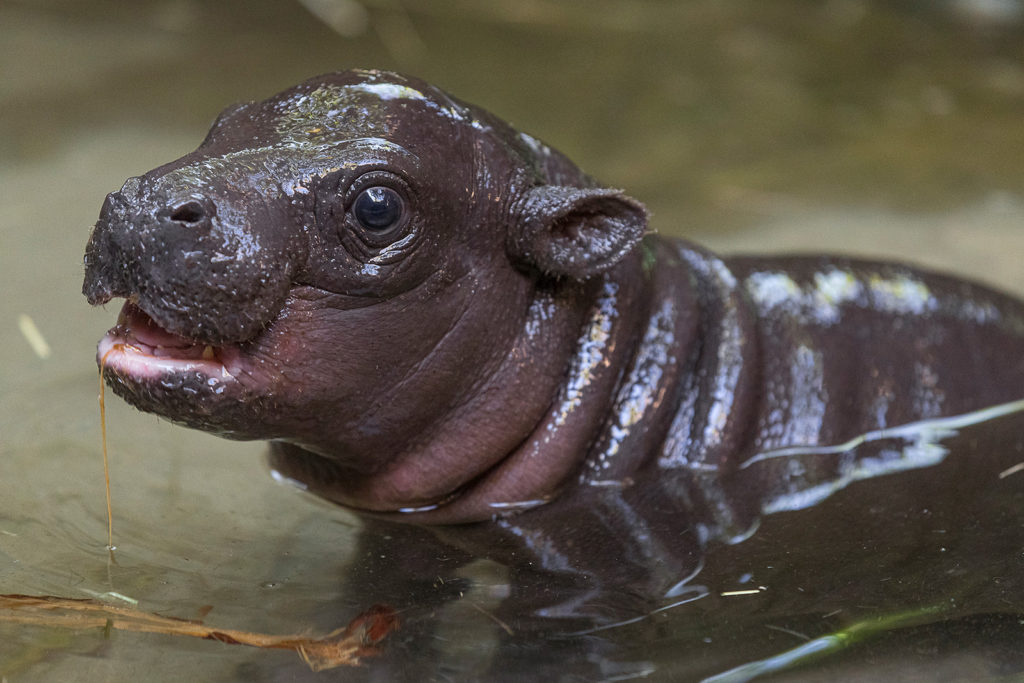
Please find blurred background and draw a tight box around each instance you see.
[1,0,1023,679]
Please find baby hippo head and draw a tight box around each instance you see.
[83,70,646,484]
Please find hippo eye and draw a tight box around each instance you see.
[352,186,404,232]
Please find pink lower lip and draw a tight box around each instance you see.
[98,302,239,382]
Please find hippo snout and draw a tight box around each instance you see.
[83,177,304,346]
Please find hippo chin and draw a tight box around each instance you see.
[83,69,1024,525]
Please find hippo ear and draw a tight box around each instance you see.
[509,186,649,280]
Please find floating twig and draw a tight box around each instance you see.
[0,594,398,671]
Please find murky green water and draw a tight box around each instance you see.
[2,1,1023,680]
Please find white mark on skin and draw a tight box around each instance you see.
[746,269,861,325]
[911,361,944,417]
[958,299,1002,325]
[350,82,428,102]
[870,390,893,430]
[552,281,618,427]
[699,258,742,451]
[523,293,557,340]
[781,345,828,447]
[867,274,937,315]
[614,299,676,431]
[814,269,862,306]
[657,369,701,469]
[118,176,141,196]
[745,272,803,311]
[342,82,470,123]
[518,132,552,158]
[367,232,417,265]
[280,181,310,197]
[745,267,938,325]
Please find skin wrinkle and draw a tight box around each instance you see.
[368,278,570,505]
[419,258,655,522]
[299,167,427,290]
[267,237,545,491]
[376,295,475,445]
[233,278,464,453]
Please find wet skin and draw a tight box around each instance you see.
[83,70,1024,525]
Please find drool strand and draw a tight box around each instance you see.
[99,348,116,552]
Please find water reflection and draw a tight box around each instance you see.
[260,398,1024,681]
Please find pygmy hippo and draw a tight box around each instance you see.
[83,70,1024,525]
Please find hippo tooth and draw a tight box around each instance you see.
[202,345,216,361]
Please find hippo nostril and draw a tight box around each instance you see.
[169,200,207,224]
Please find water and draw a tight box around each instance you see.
[1,1,1023,680]
[305,403,1023,681]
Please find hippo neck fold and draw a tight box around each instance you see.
[435,240,764,525]
[269,238,764,524]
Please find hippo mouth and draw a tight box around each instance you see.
[98,301,243,381]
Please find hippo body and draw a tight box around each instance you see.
[83,70,1024,527]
